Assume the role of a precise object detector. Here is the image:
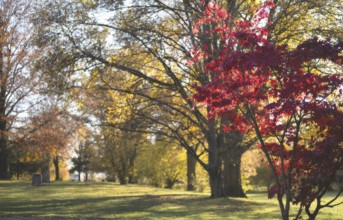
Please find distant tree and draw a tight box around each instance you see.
[250,161,274,190]
[136,140,186,189]
[70,140,93,182]
[240,148,266,192]
[20,105,75,181]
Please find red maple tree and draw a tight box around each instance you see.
[192,1,343,219]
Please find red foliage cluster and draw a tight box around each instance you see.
[192,0,343,210]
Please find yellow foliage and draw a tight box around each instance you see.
[135,141,187,188]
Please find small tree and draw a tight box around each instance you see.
[70,141,92,182]
[136,141,186,189]
[192,1,343,219]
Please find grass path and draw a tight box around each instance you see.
[0,181,342,219]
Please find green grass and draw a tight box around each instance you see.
[0,181,342,219]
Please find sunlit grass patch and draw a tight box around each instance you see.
[0,181,341,219]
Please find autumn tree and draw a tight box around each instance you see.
[136,140,187,189]
[22,104,76,181]
[268,0,343,45]
[0,0,40,179]
[193,1,343,219]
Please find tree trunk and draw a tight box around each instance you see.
[128,174,137,184]
[209,169,224,198]
[207,122,248,198]
[223,150,246,197]
[0,42,10,180]
[127,144,137,184]
[187,150,197,191]
[118,172,127,185]
[0,147,10,179]
[165,178,176,189]
[207,124,225,198]
[53,155,60,181]
[206,116,232,198]
[78,172,81,182]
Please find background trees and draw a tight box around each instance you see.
[27,0,343,199]
[31,0,252,198]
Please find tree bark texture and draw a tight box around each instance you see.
[187,150,197,191]
[207,121,224,198]
[53,155,60,181]
[223,150,246,197]
[0,147,9,179]
[0,40,10,180]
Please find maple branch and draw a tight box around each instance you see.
[321,184,343,209]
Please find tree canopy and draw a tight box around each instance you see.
[0,1,342,219]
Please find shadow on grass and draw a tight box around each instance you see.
[0,193,282,219]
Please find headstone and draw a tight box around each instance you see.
[32,174,42,186]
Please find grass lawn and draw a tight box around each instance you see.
[0,181,342,219]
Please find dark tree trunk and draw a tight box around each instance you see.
[223,150,246,197]
[209,169,223,198]
[0,147,10,180]
[165,178,177,189]
[165,180,174,189]
[187,150,197,191]
[207,123,225,198]
[85,172,88,182]
[118,173,127,185]
[127,143,137,184]
[128,174,137,184]
[207,129,248,198]
[0,42,10,180]
[78,171,81,182]
[53,155,60,181]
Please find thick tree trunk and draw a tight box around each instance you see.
[0,147,10,179]
[187,150,197,191]
[223,150,246,197]
[207,123,248,198]
[0,42,10,180]
[209,169,223,198]
[53,156,60,181]
[207,122,225,198]
[118,173,127,185]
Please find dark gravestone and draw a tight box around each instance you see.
[32,174,42,186]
